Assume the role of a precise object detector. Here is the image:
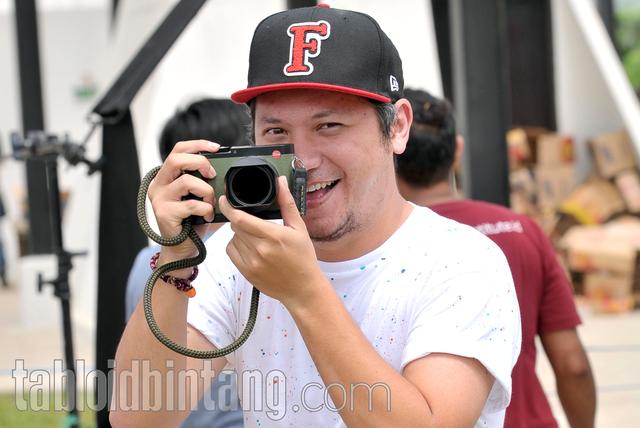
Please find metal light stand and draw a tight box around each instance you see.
[11,131,103,428]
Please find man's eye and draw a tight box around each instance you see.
[265,128,286,135]
[319,123,342,130]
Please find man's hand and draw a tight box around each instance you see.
[219,175,324,307]
[147,140,219,267]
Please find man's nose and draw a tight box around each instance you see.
[290,134,322,171]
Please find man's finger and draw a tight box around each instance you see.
[154,152,216,185]
[164,174,215,203]
[171,139,220,155]
[163,200,214,223]
[225,239,244,270]
[226,234,254,270]
[277,176,305,230]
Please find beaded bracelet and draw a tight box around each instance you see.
[150,252,198,298]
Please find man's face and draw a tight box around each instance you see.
[254,89,396,242]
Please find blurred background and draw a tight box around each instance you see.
[0,0,638,427]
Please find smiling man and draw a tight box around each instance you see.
[111,5,520,428]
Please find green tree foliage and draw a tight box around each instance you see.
[615,4,640,90]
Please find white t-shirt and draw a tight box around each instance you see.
[187,205,521,427]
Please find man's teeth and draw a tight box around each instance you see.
[307,181,335,193]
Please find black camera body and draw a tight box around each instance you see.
[188,144,306,224]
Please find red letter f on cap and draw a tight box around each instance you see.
[284,20,331,76]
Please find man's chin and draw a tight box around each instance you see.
[306,215,357,243]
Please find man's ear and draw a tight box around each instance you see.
[390,98,413,155]
[454,135,465,168]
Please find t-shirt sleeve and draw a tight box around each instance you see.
[186,229,239,359]
[401,235,522,413]
[527,218,582,333]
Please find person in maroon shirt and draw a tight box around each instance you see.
[396,88,596,427]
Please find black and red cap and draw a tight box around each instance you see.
[231,4,404,104]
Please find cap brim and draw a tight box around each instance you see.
[231,82,391,104]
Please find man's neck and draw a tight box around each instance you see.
[396,178,459,207]
[313,189,413,263]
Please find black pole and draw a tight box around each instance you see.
[11,130,101,427]
[431,0,453,102]
[13,0,43,132]
[37,153,81,428]
[449,0,511,206]
[14,0,55,254]
[111,0,120,22]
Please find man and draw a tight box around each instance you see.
[111,6,520,427]
[396,88,596,428]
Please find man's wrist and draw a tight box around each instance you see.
[283,270,335,315]
[157,251,197,279]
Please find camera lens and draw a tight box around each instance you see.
[227,165,276,207]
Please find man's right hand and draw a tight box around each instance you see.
[147,140,220,269]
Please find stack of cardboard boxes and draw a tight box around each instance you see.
[508,128,576,233]
[508,129,640,313]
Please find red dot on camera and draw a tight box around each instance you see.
[272,150,281,159]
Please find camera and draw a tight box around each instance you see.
[188,144,307,223]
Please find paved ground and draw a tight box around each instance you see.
[1,286,638,426]
[537,300,640,427]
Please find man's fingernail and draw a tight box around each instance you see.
[209,166,216,176]
[208,141,220,148]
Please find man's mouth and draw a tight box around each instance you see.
[307,180,338,193]
[306,179,339,204]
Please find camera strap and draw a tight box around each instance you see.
[293,160,307,217]
[137,167,261,358]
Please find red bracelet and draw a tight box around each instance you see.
[150,252,198,298]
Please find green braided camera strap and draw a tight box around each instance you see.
[136,166,260,358]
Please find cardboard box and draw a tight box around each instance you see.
[510,191,537,217]
[584,272,636,313]
[506,128,532,170]
[559,217,640,274]
[565,237,637,274]
[590,130,637,178]
[536,133,574,166]
[549,212,580,244]
[510,168,536,200]
[507,127,551,169]
[535,164,576,210]
[558,179,625,224]
[614,169,640,213]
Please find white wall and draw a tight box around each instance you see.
[330,0,442,96]
[0,0,110,331]
[119,0,288,176]
[0,1,23,302]
[552,0,640,181]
